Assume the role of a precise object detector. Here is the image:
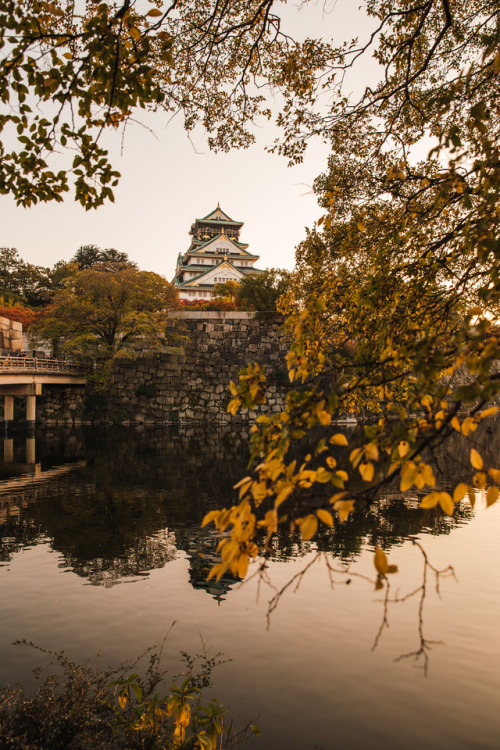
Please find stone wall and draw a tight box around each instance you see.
[37,312,289,425]
[0,316,23,353]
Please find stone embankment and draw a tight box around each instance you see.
[36,312,290,425]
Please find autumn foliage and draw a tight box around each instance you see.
[204,0,500,583]
[0,305,42,330]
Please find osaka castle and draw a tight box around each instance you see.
[172,205,264,300]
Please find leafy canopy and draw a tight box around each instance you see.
[0,0,336,207]
[32,265,180,365]
[71,244,137,271]
[212,269,291,312]
[0,246,55,306]
[236,268,291,312]
[204,0,500,583]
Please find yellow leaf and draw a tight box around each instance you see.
[438,492,454,516]
[374,546,388,575]
[400,461,417,492]
[336,470,349,482]
[462,417,477,436]
[486,486,499,507]
[227,398,241,415]
[237,554,249,578]
[398,440,409,458]
[419,463,436,487]
[316,508,334,526]
[453,483,469,503]
[275,484,294,507]
[375,577,384,591]
[451,416,461,432]
[359,461,374,482]
[318,410,331,426]
[330,433,348,446]
[334,499,355,522]
[118,693,128,710]
[479,406,498,420]
[473,471,487,489]
[251,481,268,502]
[468,488,476,508]
[207,562,226,582]
[147,8,163,16]
[487,468,500,485]
[470,449,483,470]
[420,492,440,509]
[316,468,333,483]
[387,564,398,574]
[233,475,252,489]
[349,447,363,467]
[128,26,141,40]
[326,456,337,469]
[202,510,219,527]
[329,491,347,503]
[299,514,318,541]
[365,442,379,461]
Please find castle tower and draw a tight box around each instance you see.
[172,206,263,300]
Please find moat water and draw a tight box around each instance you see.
[0,425,499,750]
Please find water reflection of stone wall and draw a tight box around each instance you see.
[36,314,289,424]
[1,423,496,598]
[0,427,253,593]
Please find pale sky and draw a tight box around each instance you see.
[0,1,375,280]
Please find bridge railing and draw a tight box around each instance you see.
[0,356,85,375]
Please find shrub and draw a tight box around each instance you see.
[0,639,257,749]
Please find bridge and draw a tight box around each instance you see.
[0,356,86,426]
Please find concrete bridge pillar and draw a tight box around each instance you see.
[4,395,14,423]
[26,395,36,423]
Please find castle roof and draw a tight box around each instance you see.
[197,205,243,225]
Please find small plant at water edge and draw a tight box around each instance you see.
[0,638,258,749]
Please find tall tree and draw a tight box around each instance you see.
[236,268,291,312]
[32,266,180,364]
[204,1,500,582]
[71,245,137,271]
[0,246,54,306]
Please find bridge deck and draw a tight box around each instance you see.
[0,356,86,387]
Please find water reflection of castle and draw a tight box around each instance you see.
[1,423,497,597]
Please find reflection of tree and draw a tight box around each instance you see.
[0,516,44,563]
[266,494,472,565]
[68,529,178,588]
[0,423,493,600]
[0,426,254,589]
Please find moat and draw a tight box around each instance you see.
[0,425,499,750]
